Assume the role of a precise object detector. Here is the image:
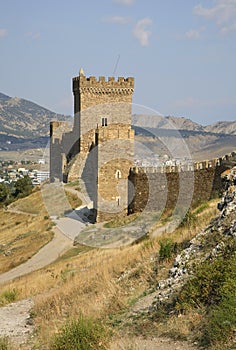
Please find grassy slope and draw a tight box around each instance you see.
[0,197,222,349]
[0,185,82,276]
[0,190,54,274]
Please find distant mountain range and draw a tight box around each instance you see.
[133,114,236,135]
[0,92,69,138]
[0,91,235,160]
[133,115,236,161]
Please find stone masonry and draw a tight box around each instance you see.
[128,152,236,215]
[50,70,236,223]
[50,69,134,222]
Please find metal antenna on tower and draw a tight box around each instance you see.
[113,54,120,75]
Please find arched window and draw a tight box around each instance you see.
[115,170,121,179]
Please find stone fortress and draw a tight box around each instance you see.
[50,70,236,222]
[50,69,135,222]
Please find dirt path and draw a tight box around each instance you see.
[112,291,198,349]
[111,336,198,350]
[0,227,73,285]
[0,225,75,348]
[0,198,199,349]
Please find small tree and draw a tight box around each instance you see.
[14,176,33,198]
[0,183,10,204]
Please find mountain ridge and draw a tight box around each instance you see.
[0,92,69,139]
[0,92,236,160]
[133,114,236,134]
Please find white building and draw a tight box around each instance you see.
[35,171,50,183]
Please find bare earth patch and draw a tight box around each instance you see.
[111,336,198,350]
[0,298,34,347]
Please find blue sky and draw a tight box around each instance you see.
[0,0,236,125]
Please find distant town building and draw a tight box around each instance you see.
[34,170,49,183]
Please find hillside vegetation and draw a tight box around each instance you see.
[1,91,236,160]
[0,172,235,349]
[0,188,55,274]
[1,192,233,349]
[0,92,68,138]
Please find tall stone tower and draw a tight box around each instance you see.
[50,70,134,222]
[72,69,134,153]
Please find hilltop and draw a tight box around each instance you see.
[205,120,236,135]
[134,115,236,161]
[133,114,236,135]
[0,92,69,139]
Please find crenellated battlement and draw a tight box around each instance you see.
[73,73,134,95]
[130,151,236,176]
[73,74,134,86]
[128,150,236,215]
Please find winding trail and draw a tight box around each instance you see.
[0,200,86,347]
[0,226,73,285]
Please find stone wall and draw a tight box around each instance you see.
[50,121,73,181]
[128,151,236,215]
[73,74,134,156]
[50,71,236,223]
[50,73,134,187]
[96,124,134,222]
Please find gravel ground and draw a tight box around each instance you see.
[0,298,34,347]
[111,336,199,350]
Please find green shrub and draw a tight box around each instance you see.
[194,202,209,215]
[180,210,197,228]
[0,288,18,305]
[14,176,33,198]
[52,314,109,350]
[202,294,236,347]
[0,337,14,350]
[159,238,175,262]
[0,184,10,204]
[175,238,236,346]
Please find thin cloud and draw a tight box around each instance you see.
[105,16,131,24]
[133,18,152,46]
[221,21,236,33]
[26,32,41,40]
[0,29,7,38]
[113,0,135,5]
[185,27,205,39]
[194,0,236,33]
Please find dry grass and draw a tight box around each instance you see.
[8,189,47,215]
[103,213,140,228]
[0,191,54,274]
[0,197,220,349]
[157,311,203,341]
[9,186,82,214]
[2,238,160,348]
[164,198,219,244]
[65,190,82,209]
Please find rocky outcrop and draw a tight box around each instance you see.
[155,166,236,304]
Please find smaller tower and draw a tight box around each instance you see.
[94,123,134,222]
